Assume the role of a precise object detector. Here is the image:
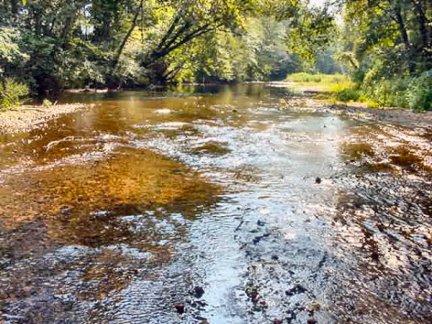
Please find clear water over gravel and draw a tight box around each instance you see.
[0,84,431,323]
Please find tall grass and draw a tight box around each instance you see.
[286,73,349,84]
[286,73,354,92]
[286,73,376,106]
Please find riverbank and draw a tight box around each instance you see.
[325,102,432,128]
[0,103,88,135]
[1,86,431,136]
[269,82,432,128]
[283,96,432,128]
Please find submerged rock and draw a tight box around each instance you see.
[252,233,270,244]
[285,284,307,296]
[174,303,185,314]
[193,286,205,298]
[257,220,265,227]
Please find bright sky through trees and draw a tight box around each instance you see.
[308,0,326,8]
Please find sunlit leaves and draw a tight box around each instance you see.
[0,28,29,74]
[285,6,336,63]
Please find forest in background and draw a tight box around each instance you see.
[0,0,431,110]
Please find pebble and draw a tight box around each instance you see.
[194,286,205,298]
[175,303,185,314]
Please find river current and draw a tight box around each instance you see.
[0,84,431,323]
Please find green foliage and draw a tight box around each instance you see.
[2,0,427,114]
[287,72,322,82]
[350,72,432,111]
[335,88,360,102]
[361,78,408,108]
[315,48,344,74]
[337,0,432,111]
[0,0,333,92]
[287,73,350,84]
[152,12,305,83]
[0,27,29,75]
[0,78,30,110]
[42,98,53,107]
[286,72,362,103]
[285,6,336,65]
[406,71,432,111]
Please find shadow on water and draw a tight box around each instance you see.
[0,84,431,323]
[0,143,220,322]
[0,147,220,249]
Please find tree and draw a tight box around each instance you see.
[335,0,432,110]
[341,0,431,75]
[0,0,344,92]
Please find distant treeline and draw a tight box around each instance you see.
[0,0,430,110]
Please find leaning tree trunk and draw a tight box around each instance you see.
[111,0,143,73]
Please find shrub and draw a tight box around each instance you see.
[335,88,360,102]
[359,73,432,111]
[406,71,432,111]
[0,78,30,110]
[286,72,432,111]
[366,100,380,109]
[329,79,356,92]
[42,98,53,107]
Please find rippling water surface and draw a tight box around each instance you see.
[0,84,431,323]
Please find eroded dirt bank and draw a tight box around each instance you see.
[0,84,431,323]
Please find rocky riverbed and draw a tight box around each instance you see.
[0,84,431,323]
[0,104,88,135]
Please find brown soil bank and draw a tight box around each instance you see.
[0,104,88,135]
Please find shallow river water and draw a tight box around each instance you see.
[0,84,431,323]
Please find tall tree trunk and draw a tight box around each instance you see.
[111,0,143,71]
[10,0,19,14]
[410,0,430,52]
[393,4,415,73]
[393,4,410,50]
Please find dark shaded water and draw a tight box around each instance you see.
[0,84,431,323]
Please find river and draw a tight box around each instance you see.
[0,84,431,323]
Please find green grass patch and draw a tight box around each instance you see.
[286,73,349,84]
[287,73,361,103]
[286,73,355,92]
[287,73,350,87]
